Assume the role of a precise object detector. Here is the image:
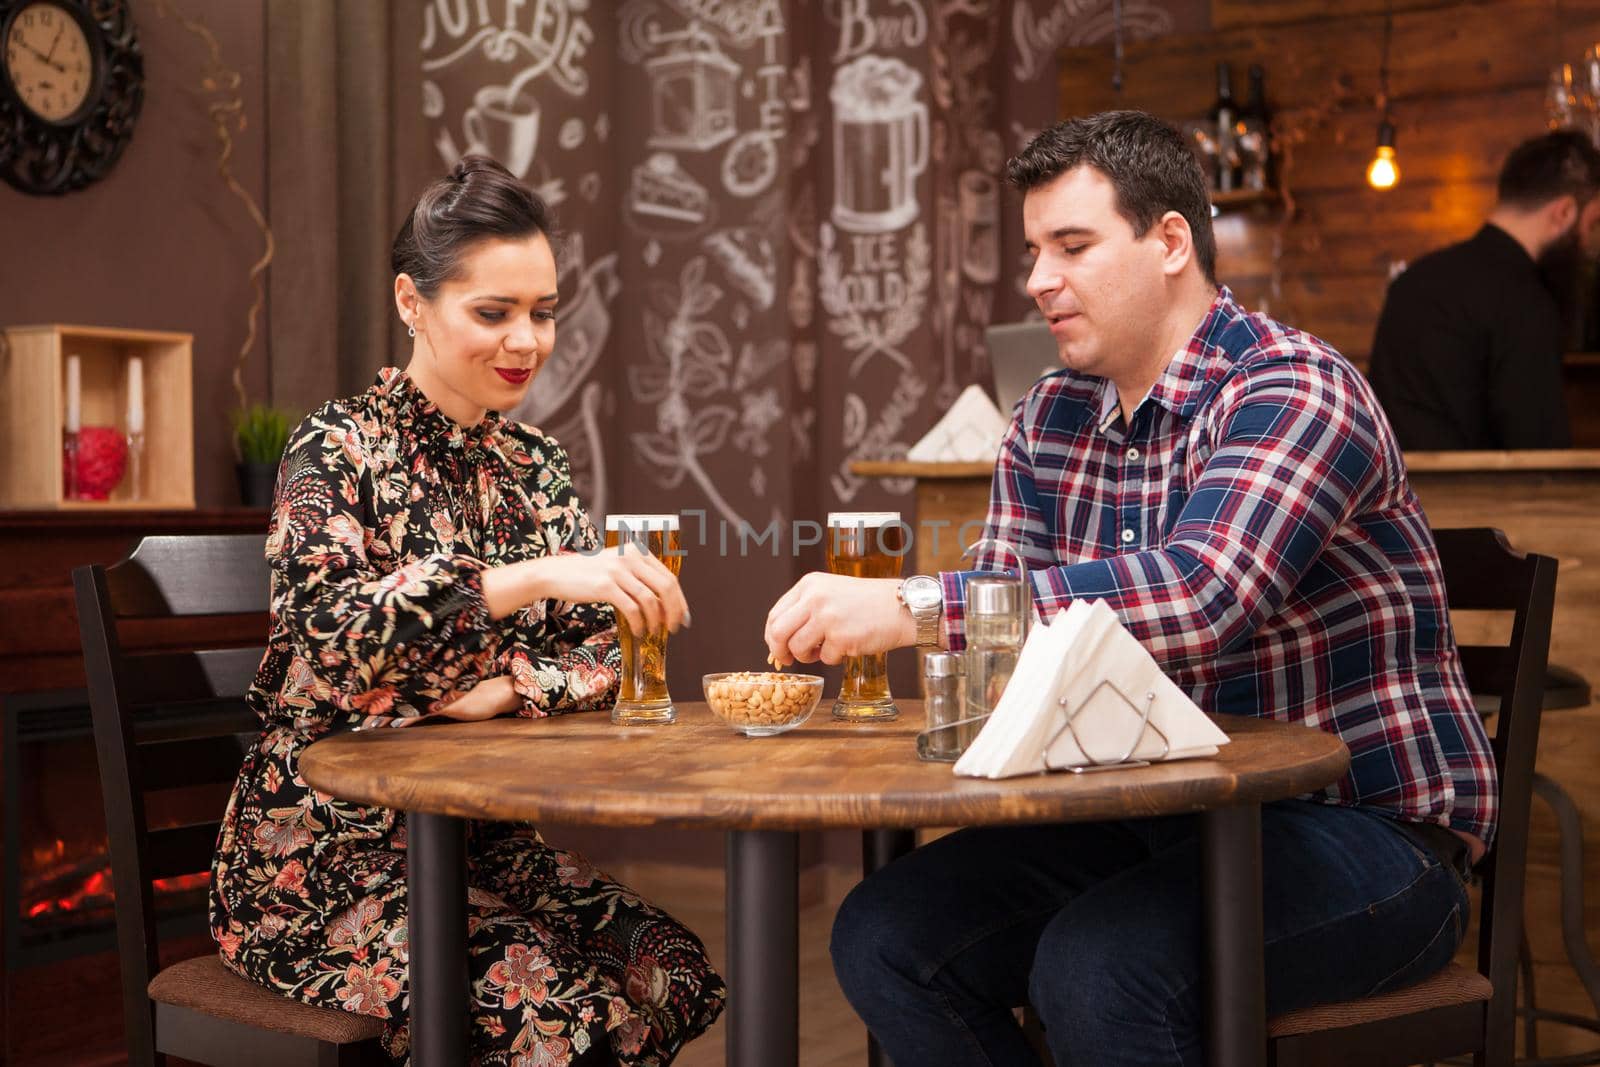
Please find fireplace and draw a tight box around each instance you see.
[3,689,234,969]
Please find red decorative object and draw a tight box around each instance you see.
[66,425,128,499]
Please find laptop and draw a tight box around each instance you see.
[986,320,1060,414]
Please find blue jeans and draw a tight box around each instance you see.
[830,800,1470,1067]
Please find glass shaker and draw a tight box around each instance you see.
[916,652,965,762]
[963,576,1025,747]
[958,538,1029,748]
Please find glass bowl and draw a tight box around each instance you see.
[702,672,823,736]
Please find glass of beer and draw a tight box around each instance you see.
[826,512,907,721]
[605,514,683,726]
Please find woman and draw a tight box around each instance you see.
[210,156,725,1066]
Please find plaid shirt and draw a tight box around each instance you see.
[942,288,1497,844]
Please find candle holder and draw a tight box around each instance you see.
[0,325,194,509]
[66,426,129,500]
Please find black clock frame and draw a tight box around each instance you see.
[0,0,141,195]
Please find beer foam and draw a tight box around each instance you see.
[604,513,681,531]
[827,511,901,528]
[830,55,923,123]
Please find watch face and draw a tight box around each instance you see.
[4,2,93,123]
[903,575,942,611]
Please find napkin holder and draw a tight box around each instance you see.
[1043,678,1166,773]
[953,600,1229,780]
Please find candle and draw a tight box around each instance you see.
[65,355,80,433]
[126,357,144,434]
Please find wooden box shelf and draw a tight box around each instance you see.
[0,325,194,509]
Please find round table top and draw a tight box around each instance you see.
[300,703,1349,831]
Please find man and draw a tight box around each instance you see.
[764,111,1495,1066]
[1367,129,1600,449]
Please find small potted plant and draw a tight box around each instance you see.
[232,403,293,508]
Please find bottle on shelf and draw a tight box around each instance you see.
[1237,64,1272,192]
[1210,60,1239,193]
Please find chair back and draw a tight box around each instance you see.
[1432,527,1558,1064]
[73,534,270,1065]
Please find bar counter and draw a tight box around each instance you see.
[854,451,1600,1052]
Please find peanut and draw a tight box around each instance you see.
[705,671,819,729]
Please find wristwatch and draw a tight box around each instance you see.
[898,574,944,648]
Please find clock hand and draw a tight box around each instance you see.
[19,41,69,74]
[43,23,63,63]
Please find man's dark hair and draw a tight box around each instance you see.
[391,155,558,297]
[1006,110,1217,284]
[1497,129,1600,210]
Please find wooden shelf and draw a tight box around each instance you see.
[1403,449,1600,473]
[0,324,194,509]
[850,461,995,479]
[1211,188,1280,210]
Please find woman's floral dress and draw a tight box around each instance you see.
[210,368,726,1066]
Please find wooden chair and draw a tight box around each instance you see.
[1269,527,1558,1067]
[74,534,386,1067]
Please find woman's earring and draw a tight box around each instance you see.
[407,321,417,339]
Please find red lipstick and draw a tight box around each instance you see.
[495,368,531,384]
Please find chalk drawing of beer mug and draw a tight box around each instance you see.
[831,56,928,234]
[464,82,542,179]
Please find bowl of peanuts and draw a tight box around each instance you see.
[702,672,824,736]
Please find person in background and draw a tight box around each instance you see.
[209,156,722,1066]
[1367,129,1600,450]
[766,111,1495,1067]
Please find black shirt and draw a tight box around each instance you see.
[1367,223,1571,450]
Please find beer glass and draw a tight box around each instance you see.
[605,514,683,725]
[826,512,907,720]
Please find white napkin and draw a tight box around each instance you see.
[954,600,1230,778]
[906,384,1008,463]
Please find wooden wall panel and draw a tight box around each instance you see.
[1060,0,1600,445]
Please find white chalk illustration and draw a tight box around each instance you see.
[721,130,780,196]
[957,169,1000,284]
[629,152,713,225]
[559,116,585,150]
[627,257,756,529]
[703,226,777,310]
[420,0,595,96]
[1011,0,1176,81]
[830,55,928,234]
[646,24,740,151]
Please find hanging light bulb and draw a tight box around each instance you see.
[1364,0,1400,190]
[1367,119,1399,190]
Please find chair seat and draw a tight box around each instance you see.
[1268,963,1494,1038]
[148,954,387,1045]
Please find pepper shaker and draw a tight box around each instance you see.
[916,652,965,762]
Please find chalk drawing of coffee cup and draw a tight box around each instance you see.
[464,83,542,179]
[830,56,928,234]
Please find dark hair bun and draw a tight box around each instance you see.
[391,155,557,297]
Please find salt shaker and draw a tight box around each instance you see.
[916,652,965,762]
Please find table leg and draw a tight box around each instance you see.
[409,811,469,1067]
[863,830,916,1067]
[1201,804,1266,1067]
[727,830,799,1067]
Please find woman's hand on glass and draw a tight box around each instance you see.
[496,547,689,636]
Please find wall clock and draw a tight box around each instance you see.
[0,0,142,195]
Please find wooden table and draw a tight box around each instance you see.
[300,703,1348,1067]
